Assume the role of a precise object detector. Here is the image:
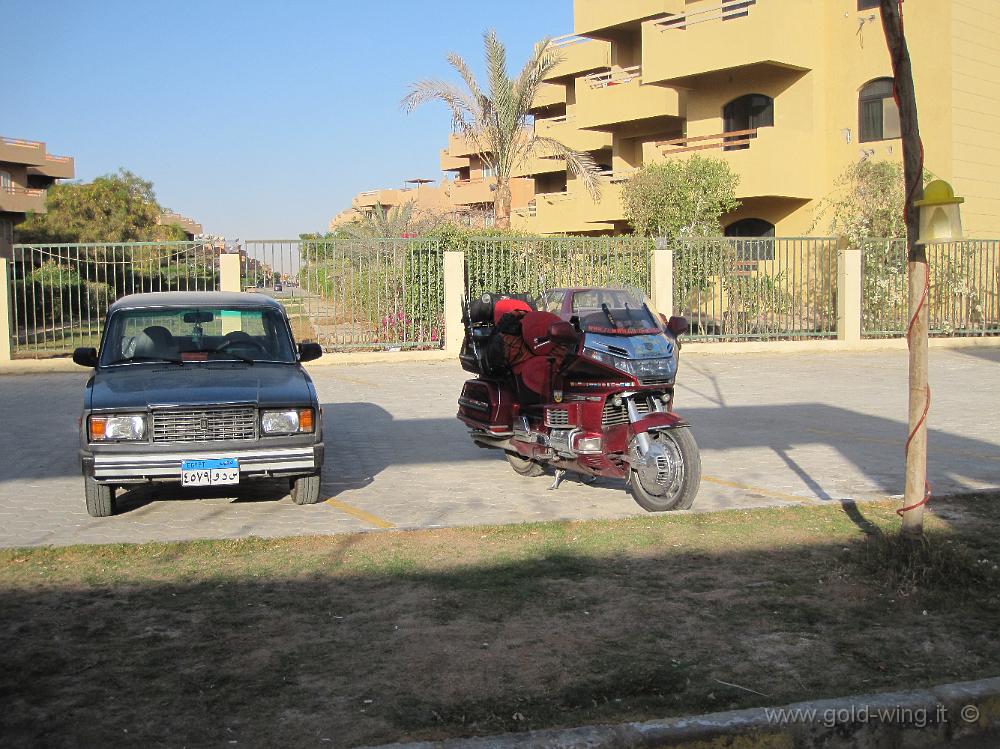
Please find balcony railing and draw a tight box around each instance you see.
[655,0,757,30]
[585,65,641,89]
[1,137,44,149]
[1,185,44,197]
[596,169,636,184]
[657,128,758,155]
[550,34,589,48]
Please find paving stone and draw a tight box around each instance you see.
[0,349,997,548]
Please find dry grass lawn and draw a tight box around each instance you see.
[1,497,999,748]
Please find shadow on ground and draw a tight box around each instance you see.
[1,499,998,747]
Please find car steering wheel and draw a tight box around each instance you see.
[215,339,269,355]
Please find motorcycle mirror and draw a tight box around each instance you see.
[666,315,690,337]
[548,321,578,343]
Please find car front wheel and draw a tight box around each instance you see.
[85,477,117,517]
[290,473,322,505]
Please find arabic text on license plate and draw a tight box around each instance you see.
[181,458,240,487]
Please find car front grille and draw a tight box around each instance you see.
[152,407,257,443]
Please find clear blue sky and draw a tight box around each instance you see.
[3,0,572,238]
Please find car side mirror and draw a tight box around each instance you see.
[548,321,578,344]
[666,315,690,337]
[298,342,322,363]
[72,347,98,368]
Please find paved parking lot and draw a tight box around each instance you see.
[0,347,998,548]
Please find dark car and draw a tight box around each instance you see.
[72,291,324,517]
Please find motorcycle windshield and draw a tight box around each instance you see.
[571,288,661,336]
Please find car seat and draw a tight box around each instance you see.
[133,326,180,359]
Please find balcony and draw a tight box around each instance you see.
[531,81,568,111]
[157,212,203,237]
[642,0,816,85]
[0,185,46,214]
[440,148,469,172]
[513,191,617,235]
[353,188,412,209]
[0,137,46,167]
[650,126,816,199]
[534,114,612,153]
[574,0,684,38]
[27,154,75,180]
[575,67,683,131]
[545,36,611,81]
[447,177,495,206]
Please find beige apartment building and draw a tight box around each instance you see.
[0,136,75,257]
[329,176,508,232]
[500,0,1000,238]
[157,212,203,240]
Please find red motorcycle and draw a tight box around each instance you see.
[458,287,700,511]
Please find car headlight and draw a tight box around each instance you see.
[261,408,314,435]
[90,414,146,441]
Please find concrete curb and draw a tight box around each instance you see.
[369,677,1000,749]
[0,337,996,375]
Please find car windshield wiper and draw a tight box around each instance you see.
[106,355,184,366]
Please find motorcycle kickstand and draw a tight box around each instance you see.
[548,469,567,491]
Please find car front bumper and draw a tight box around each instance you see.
[81,443,324,484]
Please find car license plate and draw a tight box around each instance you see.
[181,458,240,487]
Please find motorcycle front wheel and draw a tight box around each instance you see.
[627,428,701,512]
[505,451,546,477]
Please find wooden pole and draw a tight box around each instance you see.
[880,0,927,537]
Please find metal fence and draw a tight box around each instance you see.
[241,238,443,351]
[669,237,839,340]
[862,238,1000,337]
[463,236,652,301]
[9,241,219,358]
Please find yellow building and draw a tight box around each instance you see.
[501,0,1000,238]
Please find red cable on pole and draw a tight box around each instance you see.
[889,0,932,517]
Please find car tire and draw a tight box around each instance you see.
[85,477,117,517]
[291,473,322,505]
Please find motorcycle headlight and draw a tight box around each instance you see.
[89,414,146,442]
[261,408,314,435]
[582,347,676,381]
[631,357,677,381]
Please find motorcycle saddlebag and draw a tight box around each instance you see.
[458,379,513,435]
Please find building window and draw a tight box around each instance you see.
[725,218,775,261]
[859,78,900,142]
[0,171,11,191]
[722,0,756,20]
[723,94,773,150]
[858,0,880,10]
[482,165,496,179]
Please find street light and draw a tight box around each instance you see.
[915,180,964,245]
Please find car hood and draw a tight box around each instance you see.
[87,363,315,412]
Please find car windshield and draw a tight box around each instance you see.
[570,289,662,335]
[99,306,297,366]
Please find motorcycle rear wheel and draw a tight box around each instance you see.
[628,428,701,512]
[505,451,546,477]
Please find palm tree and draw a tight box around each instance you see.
[338,201,446,239]
[403,30,601,229]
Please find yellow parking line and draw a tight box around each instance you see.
[323,498,395,529]
[701,475,821,504]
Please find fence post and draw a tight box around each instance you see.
[651,244,674,316]
[443,250,465,356]
[836,236,862,342]
[219,253,242,293]
[0,258,11,361]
